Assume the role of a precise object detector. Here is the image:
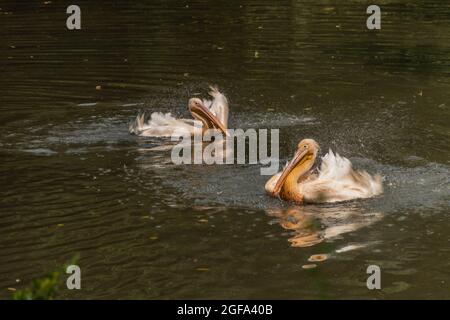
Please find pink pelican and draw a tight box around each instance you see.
[129,86,228,137]
[265,139,383,204]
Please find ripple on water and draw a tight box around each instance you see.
[22,148,57,156]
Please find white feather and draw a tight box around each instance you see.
[301,149,383,203]
[129,112,199,137]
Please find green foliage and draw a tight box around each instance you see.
[12,270,61,300]
[12,255,79,300]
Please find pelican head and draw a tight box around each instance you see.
[188,97,228,136]
[272,139,320,198]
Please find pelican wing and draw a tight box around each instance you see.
[129,112,199,137]
[301,150,383,203]
[206,86,229,127]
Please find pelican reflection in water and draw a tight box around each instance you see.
[267,205,383,248]
[129,86,229,137]
[266,139,383,204]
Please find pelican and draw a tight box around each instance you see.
[129,86,229,137]
[265,139,383,204]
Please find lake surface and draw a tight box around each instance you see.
[1,0,449,299]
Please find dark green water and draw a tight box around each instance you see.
[1,1,449,299]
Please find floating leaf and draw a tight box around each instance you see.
[196,268,210,272]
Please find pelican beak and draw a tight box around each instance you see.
[189,99,229,137]
[273,148,309,197]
